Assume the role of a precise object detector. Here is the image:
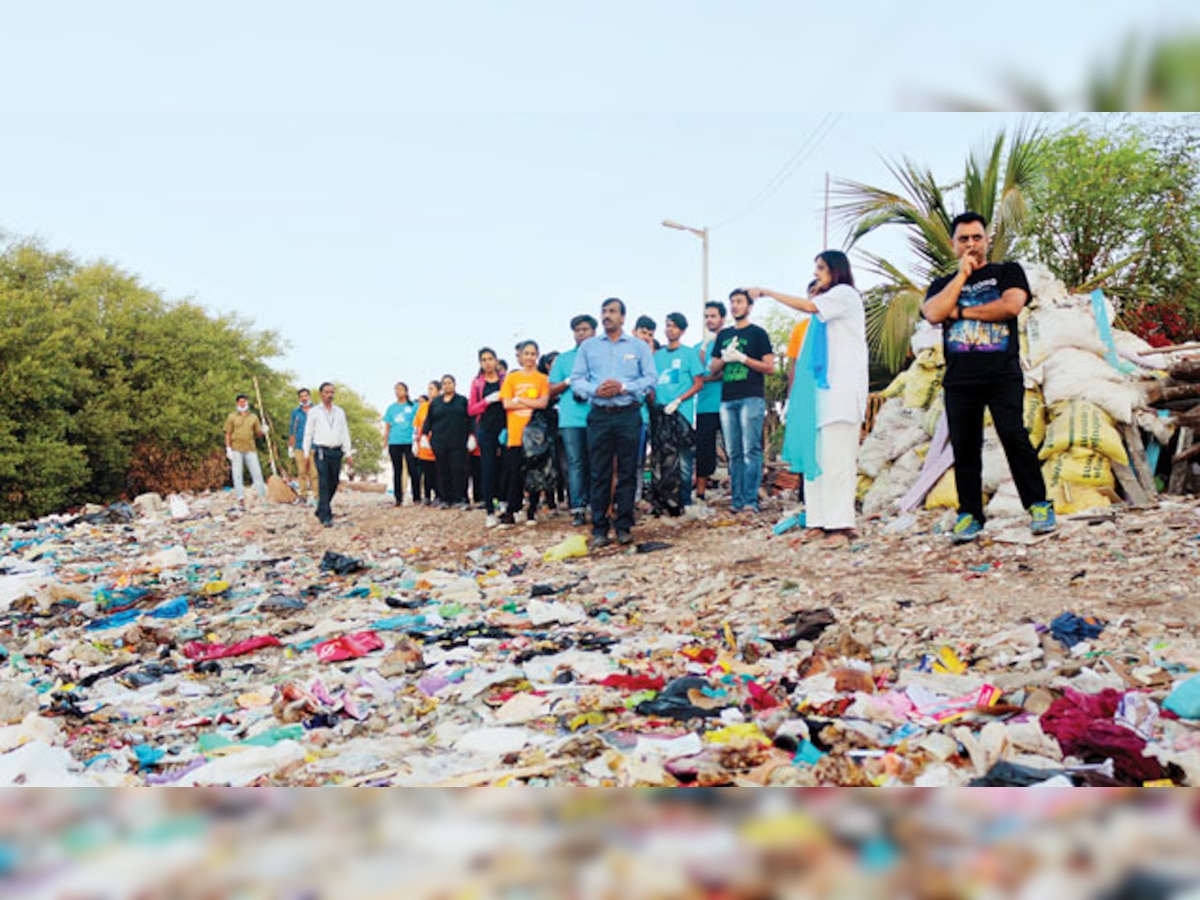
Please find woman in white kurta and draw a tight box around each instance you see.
[750,250,869,543]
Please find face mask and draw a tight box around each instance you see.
[237,404,249,413]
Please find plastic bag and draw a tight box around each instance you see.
[542,534,588,562]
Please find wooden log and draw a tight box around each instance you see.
[1170,358,1200,383]
[1168,426,1196,494]
[1142,380,1200,407]
[1112,460,1154,508]
[1159,398,1200,412]
[1120,423,1158,500]
[342,481,387,493]
[1153,342,1200,355]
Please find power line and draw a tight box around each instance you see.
[712,113,842,230]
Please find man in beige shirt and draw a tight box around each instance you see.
[224,394,268,505]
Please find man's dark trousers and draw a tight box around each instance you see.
[313,446,344,525]
[588,404,640,537]
[945,377,1046,522]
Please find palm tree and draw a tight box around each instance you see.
[832,124,1046,374]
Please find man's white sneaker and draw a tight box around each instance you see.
[485,515,498,528]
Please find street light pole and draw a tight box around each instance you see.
[661,219,709,309]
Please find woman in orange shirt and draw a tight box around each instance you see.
[412,380,440,506]
[499,340,550,526]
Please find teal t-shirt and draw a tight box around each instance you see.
[654,344,706,422]
[549,348,590,428]
[383,402,416,445]
[694,337,721,415]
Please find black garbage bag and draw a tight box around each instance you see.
[65,501,136,528]
[319,550,365,575]
[647,400,694,517]
[635,676,727,720]
[522,409,558,494]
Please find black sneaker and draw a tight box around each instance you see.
[498,513,516,527]
[592,533,612,548]
[572,511,587,527]
[616,531,634,546]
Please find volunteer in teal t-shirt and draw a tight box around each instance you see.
[654,312,706,506]
[548,314,597,523]
[693,300,727,501]
[382,383,417,506]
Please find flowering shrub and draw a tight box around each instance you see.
[1119,302,1198,347]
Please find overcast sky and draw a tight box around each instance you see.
[1,1,1194,409]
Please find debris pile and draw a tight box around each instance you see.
[1,479,1198,786]
[860,264,1199,520]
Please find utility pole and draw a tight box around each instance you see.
[661,219,709,310]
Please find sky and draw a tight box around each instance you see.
[1,1,1196,412]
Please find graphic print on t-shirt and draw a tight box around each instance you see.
[722,334,752,382]
[947,276,1009,353]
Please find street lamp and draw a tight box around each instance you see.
[661,219,709,309]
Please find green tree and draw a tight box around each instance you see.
[335,383,384,479]
[1016,118,1200,337]
[0,238,298,519]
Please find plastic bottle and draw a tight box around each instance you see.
[772,512,806,535]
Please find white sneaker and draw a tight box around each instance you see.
[524,517,537,527]
[485,515,497,528]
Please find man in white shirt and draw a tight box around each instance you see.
[302,382,355,527]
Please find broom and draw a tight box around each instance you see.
[253,376,298,503]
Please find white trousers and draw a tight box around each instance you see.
[803,421,859,530]
[231,450,267,500]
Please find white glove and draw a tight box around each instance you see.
[225,447,236,462]
[664,399,681,417]
[467,433,478,452]
[722,345,747,364]
[487,392,501,404]
[419,434,431,451]
[261,424,269,434]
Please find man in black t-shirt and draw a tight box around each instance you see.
[922,211,1054,543]
[710,288,775,514]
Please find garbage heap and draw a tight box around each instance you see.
[2,485,1200,788]
[857,264,1181,521]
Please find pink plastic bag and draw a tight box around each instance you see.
[314,631,384,663]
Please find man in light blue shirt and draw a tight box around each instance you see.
[570,298,657,547]
[548,314,597,526]
[654,312,706,507]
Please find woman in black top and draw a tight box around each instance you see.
[423,374,471,508]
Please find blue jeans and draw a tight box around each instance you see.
[680,446,694,507]
[560,427,589,512]
[719,396,765,511]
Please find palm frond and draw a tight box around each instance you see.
[864,287,926,375]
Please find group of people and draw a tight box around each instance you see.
[227,221,1057,544]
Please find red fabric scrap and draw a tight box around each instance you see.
[746,681,781,710]
[598,673,665,691]
[1040,688,1164,785]
[315,631,384,663]
[680,647,718,664]
[181,635,281,661]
